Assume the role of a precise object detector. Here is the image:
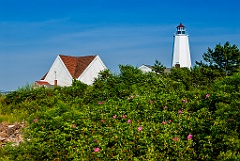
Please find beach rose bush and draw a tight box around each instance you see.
[0,65,240,160]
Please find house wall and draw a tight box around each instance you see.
[139,65,152,73]
[78,55,107,85]
[43,55,73,86]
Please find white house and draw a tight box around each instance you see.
[37,54,107,86]
[138,64,153,73]
[138,64,171,74]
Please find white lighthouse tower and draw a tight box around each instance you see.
[172,23,191,68]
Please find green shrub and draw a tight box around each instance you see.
[1,65,240,160]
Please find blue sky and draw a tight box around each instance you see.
[0,0,239,90]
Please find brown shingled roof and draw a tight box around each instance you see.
[59,54,96,78]
[41,72,48,80]
[35,80,50,85]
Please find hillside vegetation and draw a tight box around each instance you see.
[0,42,240,160]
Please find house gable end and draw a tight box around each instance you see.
[78,55,107,85]
[43,55,73,86]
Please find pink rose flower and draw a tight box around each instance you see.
[94,147,100,152]
[162,121,166,125]
[178,109,183,114]
[164,106,168,109]
[168,120,172,123]
[127,119,132,123]
[101,119,104,123]
[113,115,117,119]
[122,115,127,119]
[187,134,193,140]
[205,94,210,99]
[138,126,143,131]
[98,102,103,105]
[33,118,38,123]
[174,137,179,141]
[182,99,187,103]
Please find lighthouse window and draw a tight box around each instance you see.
[182,31,185,34]
[177,31,181,34]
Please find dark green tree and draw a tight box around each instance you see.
[152,60,166,74]
[196,42,240,75]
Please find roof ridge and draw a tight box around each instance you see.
[59,54,97,58]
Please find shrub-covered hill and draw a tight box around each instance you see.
[0,66,240,160]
